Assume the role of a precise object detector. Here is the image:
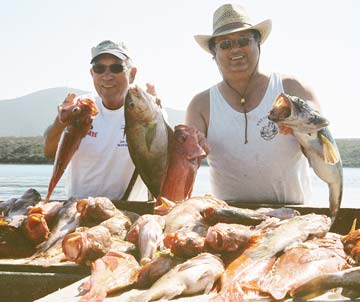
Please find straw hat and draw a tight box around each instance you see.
[194,3,272,54]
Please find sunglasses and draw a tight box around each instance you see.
[216,37,254,50]
[92,63,127,74]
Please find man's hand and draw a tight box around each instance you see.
[146,83,162,108]
[279,125,293,135]
[57,93,77,124]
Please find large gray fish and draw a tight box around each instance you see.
[268,93,342,224]
[125,85,173,197]
[292,266,360,299]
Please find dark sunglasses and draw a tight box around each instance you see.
[216,37,254,50]
[92,63,127,74]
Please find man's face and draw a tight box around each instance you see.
[213,30,259,76]
[90,54,136,109]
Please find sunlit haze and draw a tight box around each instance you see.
[1,0,358,138]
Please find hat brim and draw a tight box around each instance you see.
[90,50,128,64]
[194,19,272,54]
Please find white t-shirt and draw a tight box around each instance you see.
[207,73,312,204]
[65,94,148,201]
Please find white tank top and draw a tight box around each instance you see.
[65,94,148,201]
[207,73,311,204]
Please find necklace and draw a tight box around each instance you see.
[222,55,260,144]
[223,78,250,144]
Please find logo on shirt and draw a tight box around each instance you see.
[117,125,128,147]
[257,116,278,141]
[87,125,98,138]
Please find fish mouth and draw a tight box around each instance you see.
[268,94,292,122]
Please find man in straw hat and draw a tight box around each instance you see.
[186,3,321,204]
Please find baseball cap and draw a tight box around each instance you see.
[90,40,130,63]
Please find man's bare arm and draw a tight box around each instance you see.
[185,90,210,137]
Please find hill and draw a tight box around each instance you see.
[0,87,186,137]
[0,136,359,167]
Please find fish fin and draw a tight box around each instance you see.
[145,123,157,151]
[321,134,340,164]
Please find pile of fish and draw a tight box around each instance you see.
[1,190,360,302]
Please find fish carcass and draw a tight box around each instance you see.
[126,214,165,265]
[125,85,173,197]
[268,93,342,224]
[45,96,98,202]
[259,232,349,300]
[211,214,331,302]
[131,253,224,302]
[79,251,140,302]
[0,189,42,257]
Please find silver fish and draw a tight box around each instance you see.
[292,266,360,299]
[268,93,343,224]
[125,85,173,197]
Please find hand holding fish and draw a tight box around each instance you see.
[57,93,77,124]
[268,93,343,225]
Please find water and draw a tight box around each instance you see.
[0,164,359,208]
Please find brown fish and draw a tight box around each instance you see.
[156,125,209,205]
[44,97,98,202]
[125,85,173,197]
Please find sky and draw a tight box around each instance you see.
[1,0,359,138]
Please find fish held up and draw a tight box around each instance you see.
[156,124,209,205]
[268,93,342,225]
[125,85,172,198]
[45,95,98,203]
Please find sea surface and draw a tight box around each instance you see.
[0,164,359,208]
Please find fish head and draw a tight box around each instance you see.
[268,93,329,133]
[125,85,156,123]
[173,125,209,162]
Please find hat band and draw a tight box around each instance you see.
[213,22,252,35]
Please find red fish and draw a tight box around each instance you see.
[260,233,348,300]
[210,214,331,302]
[156,125,209,207]
[44,97,98,202]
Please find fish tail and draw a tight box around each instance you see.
[329,181,342,223]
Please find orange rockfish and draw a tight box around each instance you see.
[156,124,209,205]
[211,214,331,302]
[44,96,98,203]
